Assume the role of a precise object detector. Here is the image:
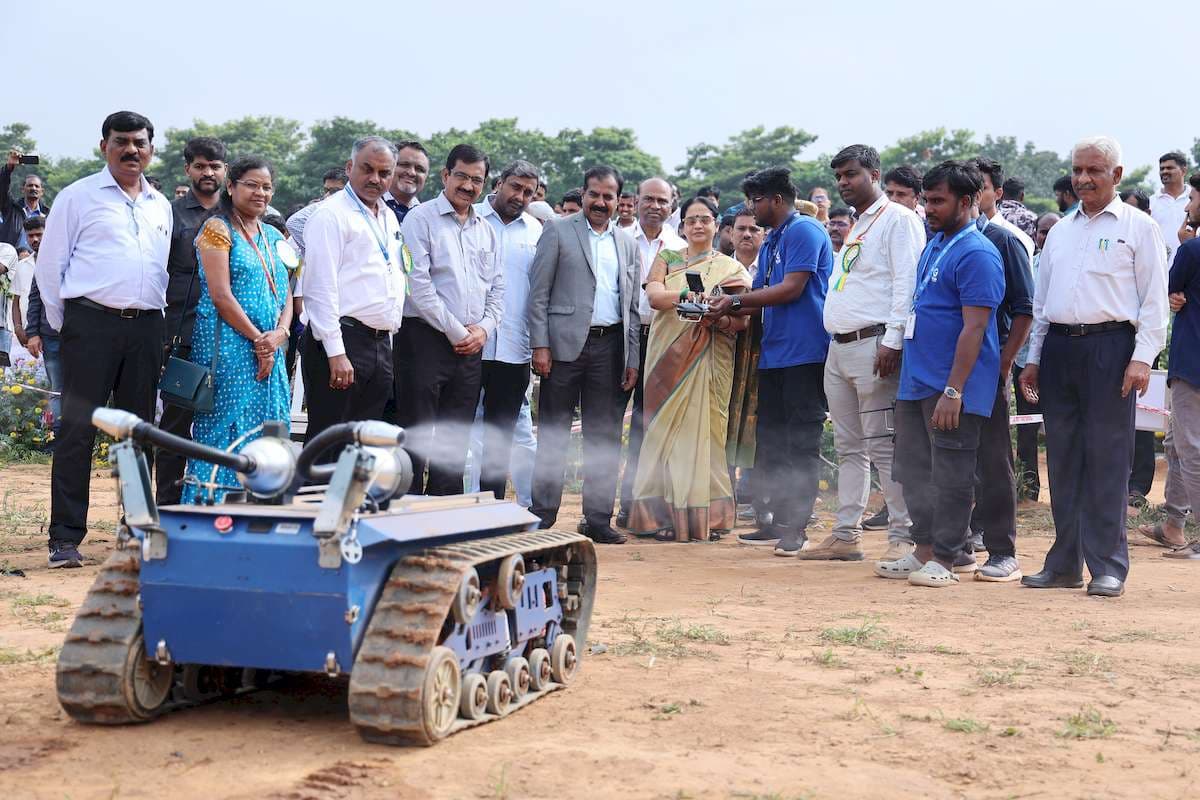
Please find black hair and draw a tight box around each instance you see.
[828,207,854,220]
[219,155,275,217]
[582,165,624,195]
[718,214,735,230]
[1053,175,1077,198]
[183,136,226,165]
[1001,176,1025,199]
[497,159,540,185]
[22,215,44,232]
[1119,188,1151,213]
[394,140,429,158]
[145,176,163,191]
[261,213,287,236]
[444,143,489,177]
[1190,172,1200,192]
[1160,151,1189,170]
[560,188,583,207]
[741,167,797,204]
[321,167,347,184]
[883,165,922,193]
[697,185,721,201]
[921,160,983,202]
[101,110,154,142]
[680,196,718,221]
[830,144,881,172]
[733,206,757,220]
[619,190,636,199]
[969,157,1004,191]
[537,178,548,190]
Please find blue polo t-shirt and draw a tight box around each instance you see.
[1168,238,1200,389]
[898,225,1004,417]
[753,212,832,369]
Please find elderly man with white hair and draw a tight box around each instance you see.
[1018,135,1168,597]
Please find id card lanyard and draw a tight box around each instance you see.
[763,211,799,285]
[345,185,408,297]
[906,224,974,339]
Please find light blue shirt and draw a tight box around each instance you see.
[587,220,622,326]
[34,166,172,331]
[478,197,542,363]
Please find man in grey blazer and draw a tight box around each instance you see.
[529,165,640,543]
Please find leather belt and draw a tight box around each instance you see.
[1048,321,1134,337]
[588,323,622,337]
[640,324,651,336]
[340,316,391,339]
[69,297,158,319]
[833,323,887,344]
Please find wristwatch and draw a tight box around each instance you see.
[730,296,743,312]
[943,385,962,400]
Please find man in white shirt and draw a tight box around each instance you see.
[1018,135,1169,597]
[35,111,171,568]
[806,144,923,563]
[1151,151,1191,264]
[474,160,540,499]
[300,136,405,443]
[398,144,502,496]
[616,177,685,527]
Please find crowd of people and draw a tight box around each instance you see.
[5,109,1199,599]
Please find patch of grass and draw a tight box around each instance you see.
[1062,649,1113,676]
[0,645,59,665]
[628,551,644,562]
[0,490,46,529]
[811,647,844,668]
[944,716,989,734]
[977,664,1026,687]
[9,592,70,627]
[1059,707,1117,739]
[892,664,926,685]
[1089,629,1174,644]
[819,619,911,654]
[1000,727,1021,737]
[931,644,964,656]
[610,615,730,658]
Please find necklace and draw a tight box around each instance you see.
[233,211,279,299]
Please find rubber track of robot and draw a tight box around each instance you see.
[55,544,148,723]
[348,529,596,745]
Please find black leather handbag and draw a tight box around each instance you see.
[158,265,221,413]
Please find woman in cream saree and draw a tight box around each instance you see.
[629,197,751,541]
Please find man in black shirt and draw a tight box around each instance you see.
[155,137,227,504]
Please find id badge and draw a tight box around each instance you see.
[904,311,916,340]
[386,266,400,299]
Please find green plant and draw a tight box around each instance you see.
[0,365,52,458]
[1059,707,1117,739]
[944,716,989,733]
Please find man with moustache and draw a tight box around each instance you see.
[155,137,227,504]
[398,144,502,496]
[384,140,429,225]
[1151,151,1191,265]
[301,137,406,442]
[616,177,685,529]
[474,160,541,499]
[804,144,922,564]
[826,207,853,258]
[36,111,171,568]
[1019,136,1168,597]
[529,165,640,544]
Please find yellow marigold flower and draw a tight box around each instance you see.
[10,385,22,395]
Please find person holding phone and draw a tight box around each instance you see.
[1,150,48,249]
[628,197,751,541]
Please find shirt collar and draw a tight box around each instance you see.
[183,189,208,210]
[436,191,477,222]
[98,165,153,199]
[632,221,670,243]
[383,190,419,209]
[860,193,888,217]
[585,216,615,237]
[767,211,799,244]
[1072,193,1126,223]
[478,196,529,227]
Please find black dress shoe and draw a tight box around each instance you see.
[1086,575,1125,597]
[578,519,626,544]
[615,510,630,529]
[1020,568,1085,589]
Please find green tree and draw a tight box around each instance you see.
[880,128,978,175]
[673,126,822,208]
[292,117,416,205]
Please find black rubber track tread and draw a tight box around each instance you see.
[346,529,595,746]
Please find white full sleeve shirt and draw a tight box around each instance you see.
[632,222,685,325]
[34,166,172,331]
[299,187,406,358]
[478,199,541,363]
[1026,194,1168,366]
[822,195,925,349]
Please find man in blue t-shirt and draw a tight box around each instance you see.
[876,160,1004,588]
[708,166,832,555]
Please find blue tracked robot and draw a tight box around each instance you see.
[55,409,597,745]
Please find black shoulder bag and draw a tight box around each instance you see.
[158,242,222,414]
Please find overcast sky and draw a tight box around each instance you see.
[10,0,1192,185]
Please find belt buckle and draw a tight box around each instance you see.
[119,308,138,319]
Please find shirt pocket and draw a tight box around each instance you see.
[475,251,497,282]
[1085,240,1135,281]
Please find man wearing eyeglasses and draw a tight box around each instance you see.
[397,144,502,496]
[807,145,923,564]
[35,111,172,569]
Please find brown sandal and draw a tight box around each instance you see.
[1136,523,1186,548]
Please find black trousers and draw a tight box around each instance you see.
[755,363,825,530]
[893,396,983,564]
[301,323,393,444]
[1012,366,1041,498]
[155,402,193,505]
[1129,356,1160,497]
[532,327,629,530]
[479,360,531,499]
[618,324,651,513]
[51,302,165,546]
[969,377,1017,557]
[1040,328,1134,581]
[394,319,482,496]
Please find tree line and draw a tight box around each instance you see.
[4,118,1194,216]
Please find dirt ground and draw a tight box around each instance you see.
[1,460,1199,800]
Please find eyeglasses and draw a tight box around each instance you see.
[684,215,715,226]
[451,170,485,187]
[237,180,274,194]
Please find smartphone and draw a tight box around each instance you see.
[18,154,39,165]
[685,270,705,294]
